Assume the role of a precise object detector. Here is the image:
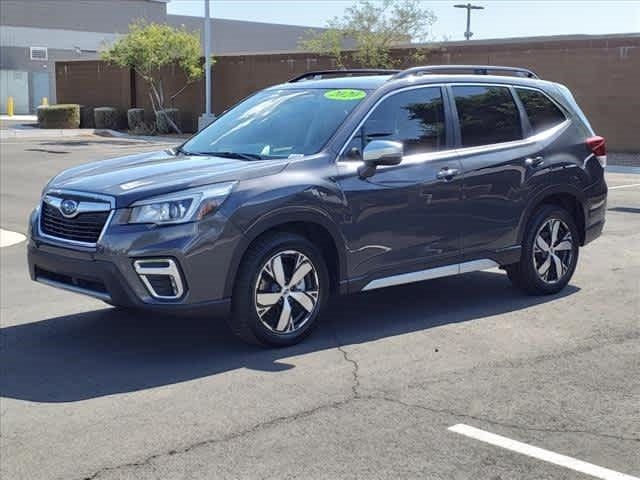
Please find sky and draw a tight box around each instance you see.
[167,0,640,42]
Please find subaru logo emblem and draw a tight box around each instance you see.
[60,199,79,217]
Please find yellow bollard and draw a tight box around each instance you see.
[7,96,15,116]
[41,97,49,106]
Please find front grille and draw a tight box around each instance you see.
[40,201,110,244]
[34,266,108,294]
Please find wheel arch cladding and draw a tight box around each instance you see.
[223,212,345,298]
[519,188,586,246]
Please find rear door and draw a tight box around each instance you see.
[451,84,571,260]
[449,84,531,259]
[336,86,464,280]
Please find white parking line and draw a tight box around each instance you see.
[0,229,26,248]
[609,183,640,190]
[448,424,639,480]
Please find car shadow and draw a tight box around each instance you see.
[0,271,579,403]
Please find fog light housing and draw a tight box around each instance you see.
[133,259,185,300]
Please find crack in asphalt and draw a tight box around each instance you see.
[335,342,361,398]
[78,332,639,480]
[81,326,365,480]
[81,398,354,480]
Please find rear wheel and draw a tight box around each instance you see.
[506,205,579,295]
[228,232,329,346]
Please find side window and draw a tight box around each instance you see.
[452,85,522,147]
[346,87,446,158]
[516,88,566,135]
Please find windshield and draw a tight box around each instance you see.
[182,88,368,159]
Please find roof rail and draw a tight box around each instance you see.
[289,69,400,83]
[391,65,539,80]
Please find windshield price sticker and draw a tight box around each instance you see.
[324,89,367,101]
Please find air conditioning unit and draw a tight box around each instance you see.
[30,47,48,61]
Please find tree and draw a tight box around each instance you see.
[102,21,204,133]
[299,0,436,69]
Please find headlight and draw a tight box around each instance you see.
[128,182,236,225]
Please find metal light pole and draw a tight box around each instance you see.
[454,3,484,40]
[199,0,215,130]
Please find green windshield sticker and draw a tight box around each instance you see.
[324,89,367,101]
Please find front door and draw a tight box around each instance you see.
[30,71,50,113]
[336,86,464,282]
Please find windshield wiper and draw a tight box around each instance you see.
[201,151,264,161]
[172,145,209,156]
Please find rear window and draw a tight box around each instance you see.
[516,88,566,135]
[452,85,522,147]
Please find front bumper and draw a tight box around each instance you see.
[27,208,240,316]
[28,244,231,315]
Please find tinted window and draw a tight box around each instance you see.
[453,86,522,147]
[516,88,566,135]
[354,87,446,157]
[183,88,367,158]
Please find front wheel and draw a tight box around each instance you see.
[506,205,580,295]
[228,232,329,347]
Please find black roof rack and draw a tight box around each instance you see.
[289,69,400,83]
[391,65,539,80]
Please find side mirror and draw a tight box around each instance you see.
[358,140,403,179]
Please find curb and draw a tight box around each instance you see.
[98,129,186,143]
[1,128,98,138]
[0,127,183,143]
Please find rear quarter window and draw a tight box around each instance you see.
[516,88,566,135]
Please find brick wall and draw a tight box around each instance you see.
[56,35,640,151]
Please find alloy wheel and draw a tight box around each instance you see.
[254,250,320,334]
[532,218,574,284]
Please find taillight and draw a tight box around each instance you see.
[586,136,606,167]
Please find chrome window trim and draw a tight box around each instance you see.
[337,82,571,165]
[38,189,115,249]
[450,120,570,158]
[338,120,569,171]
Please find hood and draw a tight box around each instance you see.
[46,150,289,207]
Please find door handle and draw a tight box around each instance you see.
[525,156,544,167]
[436,167,460,180]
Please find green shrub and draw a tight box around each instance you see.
[36,106,45,124]
[79,105,95,128]
[37,104,80,129]
[155,108,179,134]
[127,108,146,132]
[94,107,119,129]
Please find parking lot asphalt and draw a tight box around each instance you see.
[1,135,638,480]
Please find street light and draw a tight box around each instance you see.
[454,3,485,40]
[199,0,215,130]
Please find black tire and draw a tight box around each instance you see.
[506,205,580,295]
[228,232,329,347]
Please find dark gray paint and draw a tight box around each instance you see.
[27,73,607,311]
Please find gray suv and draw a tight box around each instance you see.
[28,65,608,346]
